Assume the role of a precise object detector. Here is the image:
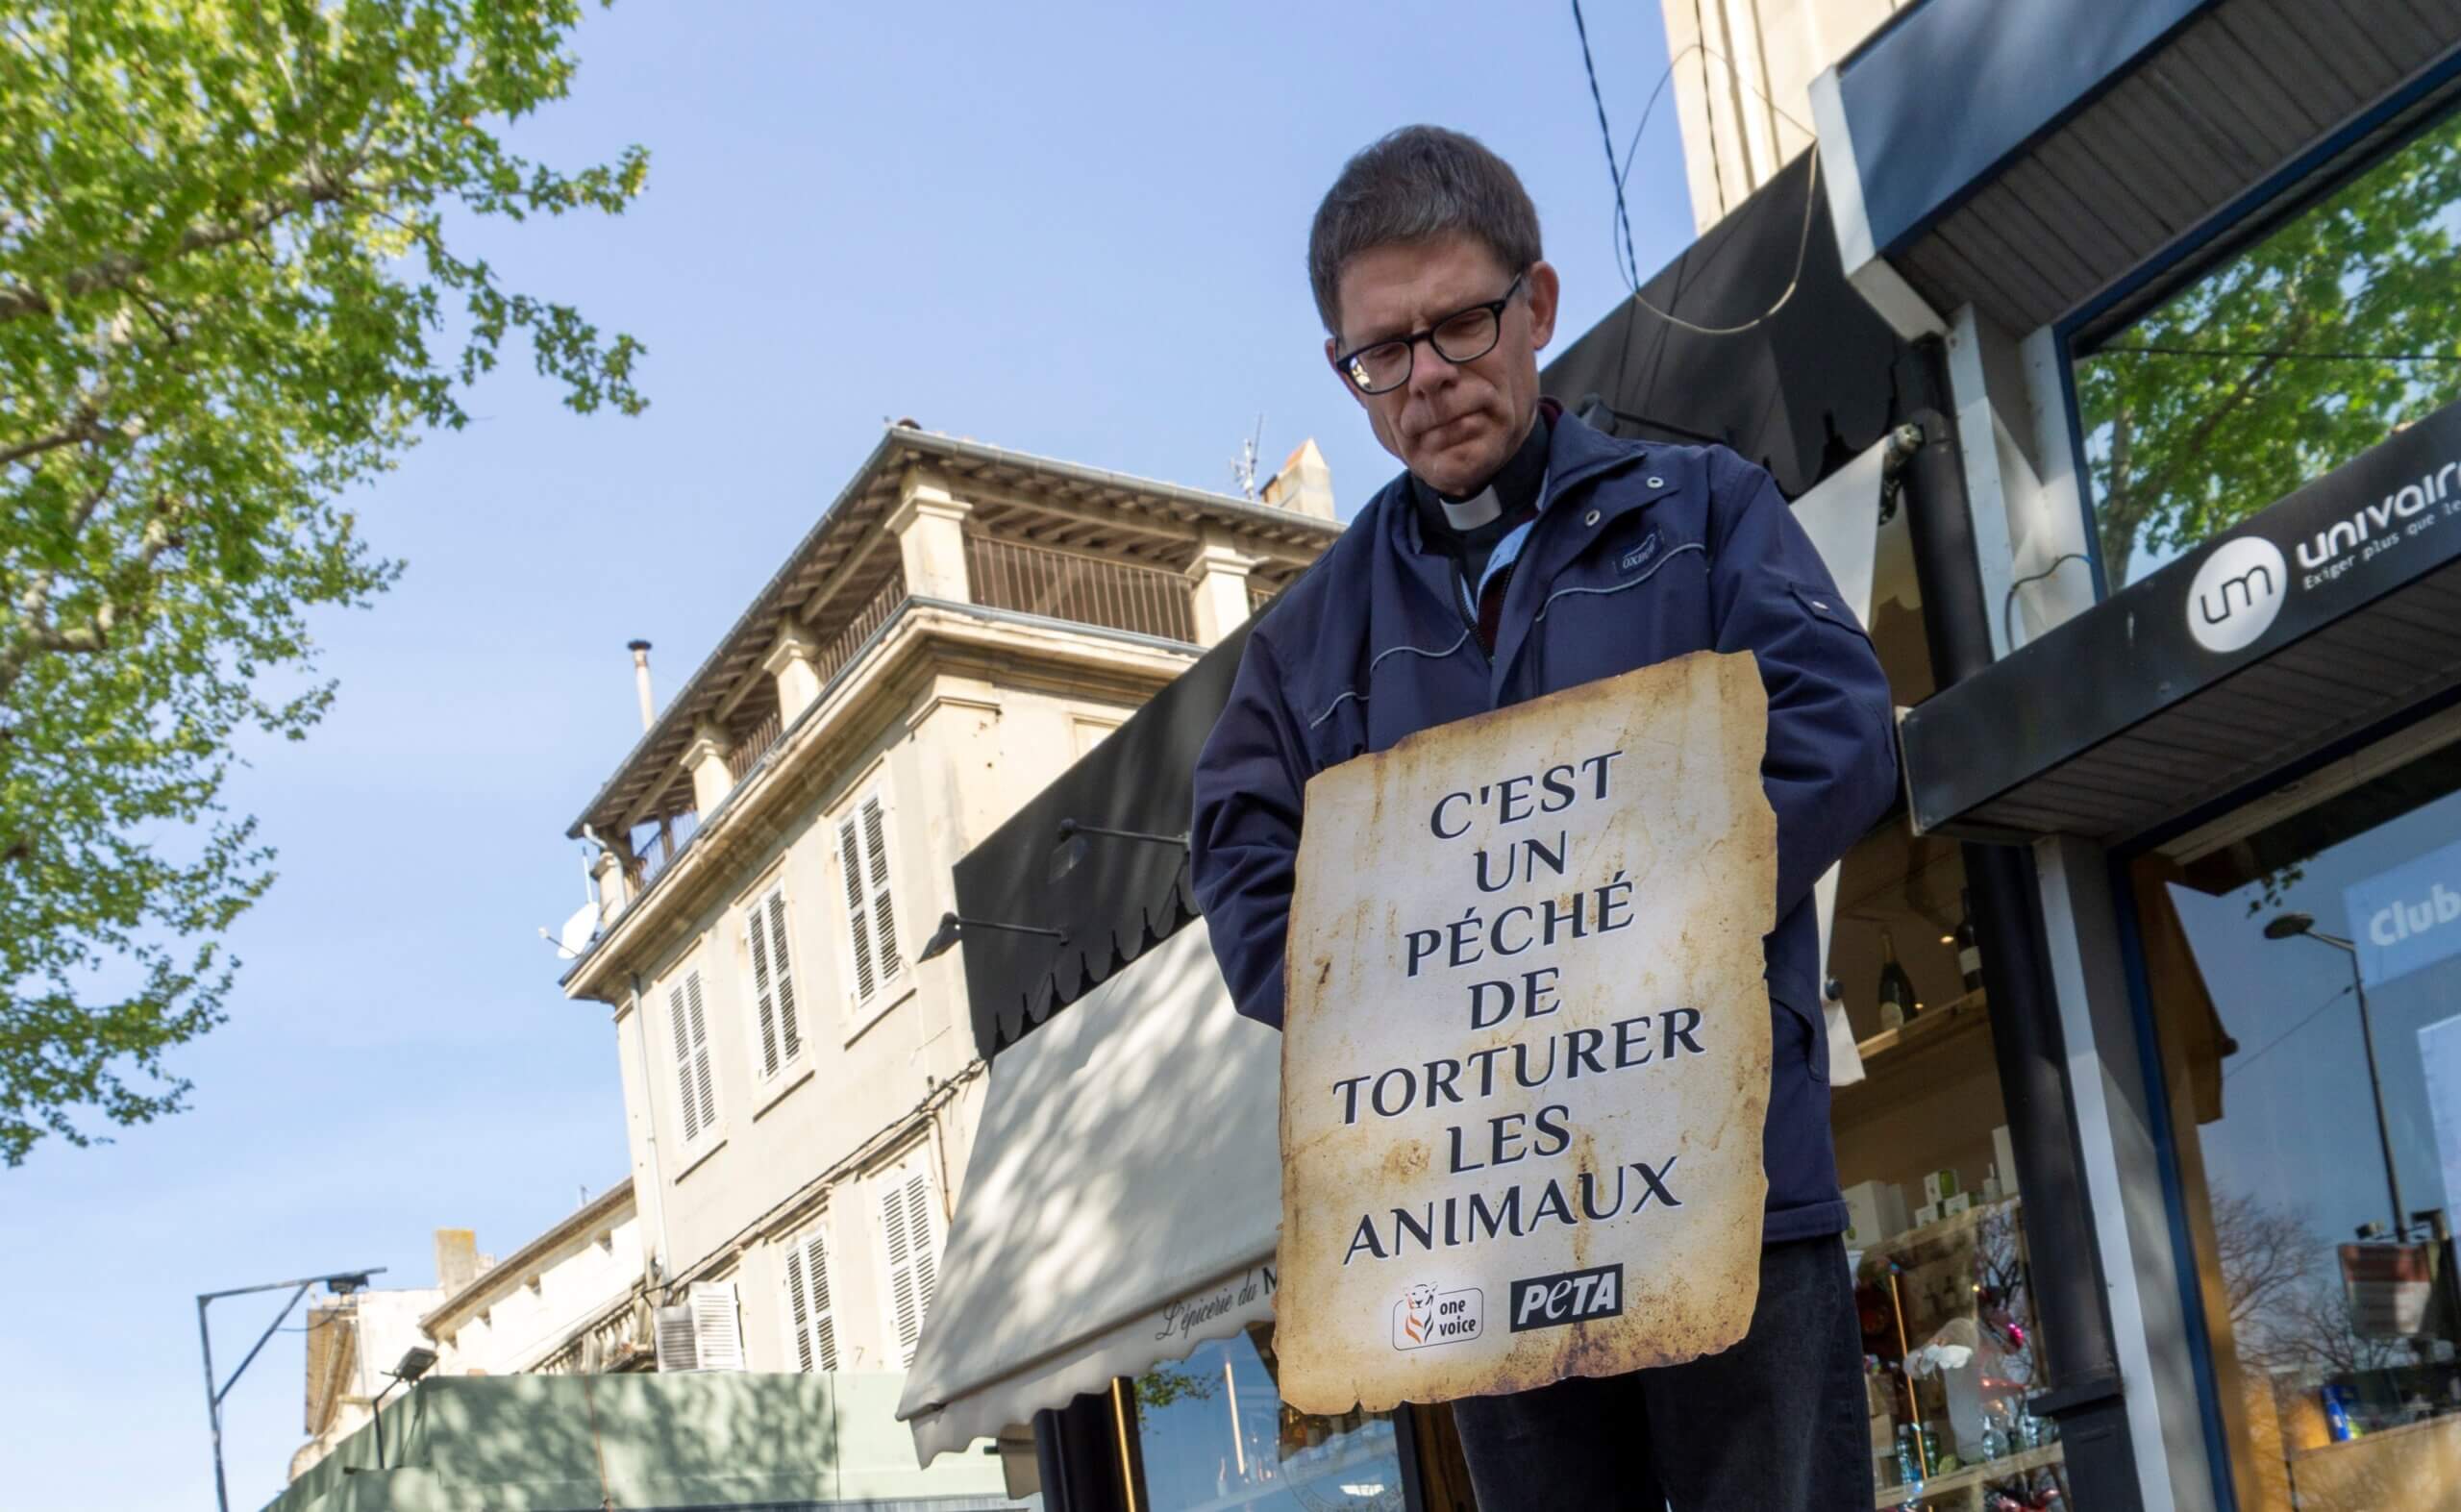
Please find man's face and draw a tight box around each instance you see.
[1328,233,1559,498]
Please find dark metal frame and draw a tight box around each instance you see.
[1899,345,2146,1509]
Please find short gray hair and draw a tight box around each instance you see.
[1307,126,1542,335]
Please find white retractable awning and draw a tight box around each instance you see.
[898,921,1283,1465]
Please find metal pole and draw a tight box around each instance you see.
[195,1267,385,1512]
[200,1295,230,1512]
[2344,947,2409,1239]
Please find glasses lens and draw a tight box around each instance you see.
[1347,341,1412,394]
[1429,306,1501,364]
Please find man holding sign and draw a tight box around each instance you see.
[1191,127,1896,1508]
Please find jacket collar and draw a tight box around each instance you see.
[1480,409,1667,689]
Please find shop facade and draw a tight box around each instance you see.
[898,4,2461,1510]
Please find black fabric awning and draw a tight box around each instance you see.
[954,623,1255,1058]
[1540,152,1908,499]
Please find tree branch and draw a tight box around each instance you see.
[0,174,354,325]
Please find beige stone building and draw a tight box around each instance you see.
[1660,0,1914,233]
[555,424,1337,1389]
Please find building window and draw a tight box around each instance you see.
[783,1223,839,1373]
[745,885,802,1078]
[837,789,903,1008]
[666,968,719,1146]
[2072,108,2461,591]
[875,1159,939,1367]
[1125,1325,1405,1511]
[2132,727,2461,1505]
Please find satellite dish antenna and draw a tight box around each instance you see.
[542,902,599,960]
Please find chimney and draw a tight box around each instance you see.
[1260,439,1336,520]
[435,1228,481,1295]
[628,640,656,731]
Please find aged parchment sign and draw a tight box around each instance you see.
[1278,653,1777,1413]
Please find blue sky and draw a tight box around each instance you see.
[2,5,1694,1507]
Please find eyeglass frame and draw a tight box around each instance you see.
[1329,270,1529,396]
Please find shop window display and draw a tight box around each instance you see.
[2138,728,2461,1512]
[1126,1325,1405,1512]
[1828,827,2072,1511]
[2073,108,2461,591]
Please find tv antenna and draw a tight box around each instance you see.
[1230,414,1265,500]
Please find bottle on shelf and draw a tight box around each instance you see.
[1877,929,1920,1028]
[1956,889,1983,994]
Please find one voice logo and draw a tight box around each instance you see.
[2187,534,2288,653]
[1391,1283,1484,1351]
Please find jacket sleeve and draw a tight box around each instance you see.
[1705,448,1900,926]
[1189,628,1312,1029]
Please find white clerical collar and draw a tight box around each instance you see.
[1439,485,1503,530]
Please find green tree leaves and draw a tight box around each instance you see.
[2076,113,2461,589]
[0,0,646,1163]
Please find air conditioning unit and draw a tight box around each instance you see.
[654,1281,745,1373]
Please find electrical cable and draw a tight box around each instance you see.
[2001,552,2091,651]
[2224,982,2356,1081]
[2098,343,2461,364]
[1569,4,1826,337]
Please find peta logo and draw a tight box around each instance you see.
[2186,534,2287,654]
[1390,1283,1483,1351]
[1507,1263,1626,1332]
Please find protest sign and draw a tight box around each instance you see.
[1276,651,1779,1413]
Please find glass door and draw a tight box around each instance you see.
[2131,726,2461,1511]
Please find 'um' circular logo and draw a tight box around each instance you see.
[2187,535,2287,653]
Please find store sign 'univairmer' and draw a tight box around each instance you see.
[1276,654,1778,1414]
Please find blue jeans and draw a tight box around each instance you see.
[1448,1236,1873,1510]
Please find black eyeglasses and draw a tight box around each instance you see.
[1331,271,1527,395]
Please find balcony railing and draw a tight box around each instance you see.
[725,706,783,785]
[624,806,699,893]
[963,535,1196,643]
[811,572,907,686]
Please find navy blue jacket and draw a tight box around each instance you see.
[1189,409,1897,1242]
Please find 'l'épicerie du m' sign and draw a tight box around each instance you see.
[1276,653,1777,1413]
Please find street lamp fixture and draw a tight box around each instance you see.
[917,911,1066,963]
[197,1265,387,1512]
[2263,911,2406,1241]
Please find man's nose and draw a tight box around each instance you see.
[1403,337,1454,407]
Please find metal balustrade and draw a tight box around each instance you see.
[962,534,1197,643]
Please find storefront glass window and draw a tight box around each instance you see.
[2139,731,2461,1511]
[1128,1325,1405,1512]
[2073,108,2461,590]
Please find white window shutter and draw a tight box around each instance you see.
[667,982,703,1143]
[684,971,717,1133]
[765,890,801,1060]
[863,798,902,981]
[879,1168,940,1366]
[747,914,781,1078]
[654,1302,698,1373]
[783,1229,839,1374]
[838,817,877,1003]
[688,1281,745,1373]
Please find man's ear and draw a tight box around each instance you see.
[1526,260,1562,351]
[1325,335,1369,410]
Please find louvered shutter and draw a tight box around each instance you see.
[879,1169,940,1366]
[746,889,799,1079]
[839,817,877,1002]
[765,891,801,1059]
[783,1228,839,1373]
[689,1281,745,1373]
[654,1302,698,1372]
[862,798,901,980]
[668,980,704,1143]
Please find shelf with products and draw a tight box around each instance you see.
[1853,1194,2067,1511]
[1876,1440,2067,1510]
